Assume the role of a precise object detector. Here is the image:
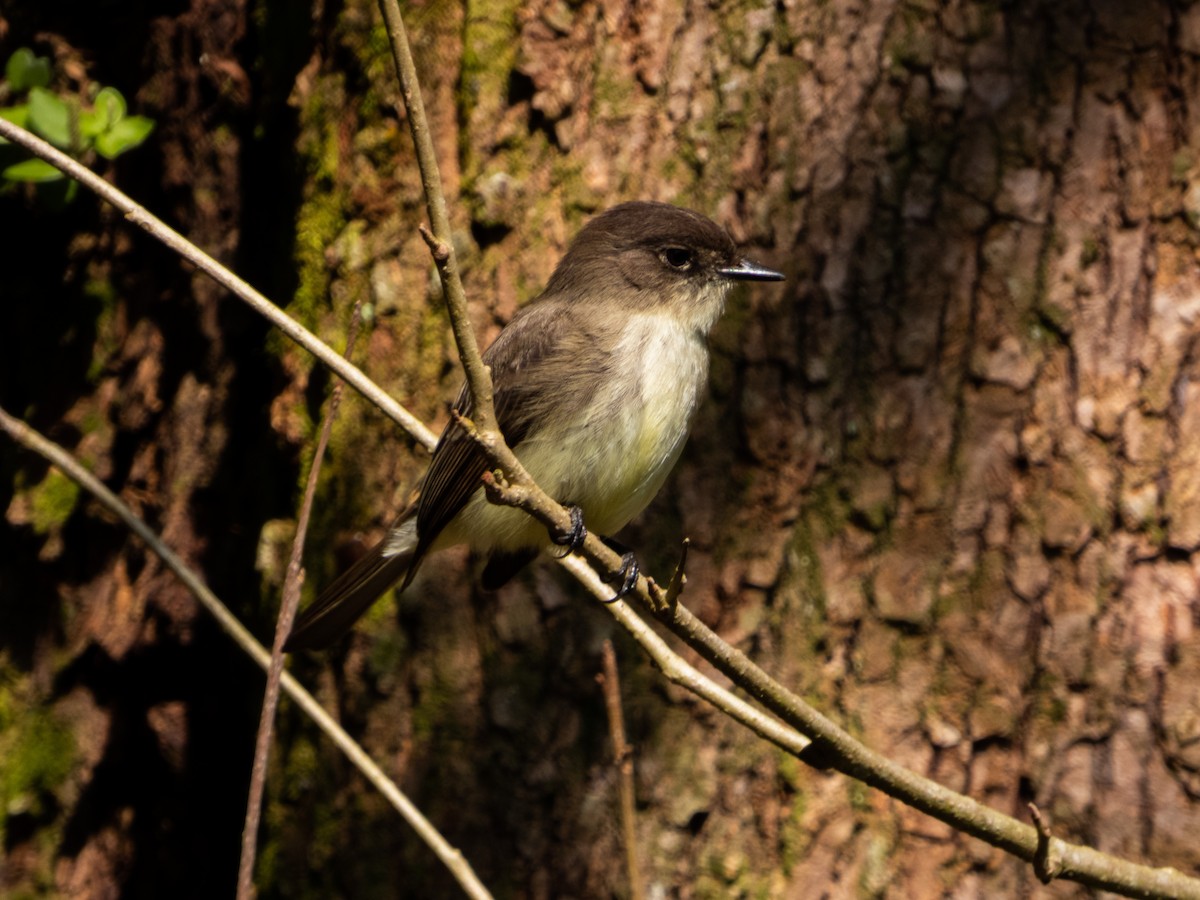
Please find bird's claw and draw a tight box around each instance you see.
[550,505,587,558]
[601,552,639,603]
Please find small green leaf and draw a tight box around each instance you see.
[5,48,51,92]
[3,157,64,182]
[95,115,154,159]
[27,88,72,148]
[93,87,126,125]
[5,48,34,86]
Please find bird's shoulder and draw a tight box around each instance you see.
[482,293,609,376]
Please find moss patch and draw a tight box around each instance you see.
[28,467,81,535]
[0,685,76,828]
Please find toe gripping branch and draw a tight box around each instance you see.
[550,508,640,603]
[605,552,640,603]
[550,504,588,557]
[599,536,639,604]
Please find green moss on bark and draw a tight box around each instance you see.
[27,467,80,535]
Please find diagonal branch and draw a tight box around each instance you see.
[0,405,492,900]
[467,426,1200,900]
[236,304,366,900]
[0,117,436,454]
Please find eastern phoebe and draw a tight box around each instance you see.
[285,201,783,650]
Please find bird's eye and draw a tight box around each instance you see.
[660,247,693,270]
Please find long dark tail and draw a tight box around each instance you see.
[284,540,415,651]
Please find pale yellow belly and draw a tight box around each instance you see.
[441,315,707,552]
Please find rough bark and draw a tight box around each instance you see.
[3,0,1200,897]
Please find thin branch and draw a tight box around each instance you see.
[0,406,493,900]
[0,117,436,455]
[379,2,495,433]
[648,538,689,614]
[598,641,644,900]
[557,557,809,756]
[237,304,365,900]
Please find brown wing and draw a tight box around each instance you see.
[404,299,599,583]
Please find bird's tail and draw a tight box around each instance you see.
[283,537,415,652]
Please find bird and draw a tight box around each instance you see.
[285,201,784,651]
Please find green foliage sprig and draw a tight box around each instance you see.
[0,47,155,200]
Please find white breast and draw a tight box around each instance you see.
[531,313,708,533]
[444,314,709,552]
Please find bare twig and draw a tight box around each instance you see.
[236,304,366,900]
[598,642,644,900]
[476,511,811,755]
[648,538,689,614]
[0,406,493,900]
[0,117,436,455]
[1029,803,1061,885]
[378,2,495,433]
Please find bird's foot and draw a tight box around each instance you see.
[600,551,640,603]
[549,505,588,558]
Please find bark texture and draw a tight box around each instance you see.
[3,0,1200,897]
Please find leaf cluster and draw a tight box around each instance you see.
[0,47,155,201]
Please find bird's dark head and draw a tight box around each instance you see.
[545,201,783,333]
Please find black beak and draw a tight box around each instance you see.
[718,258,785,282]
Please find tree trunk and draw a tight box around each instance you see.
[2,0,1199,897]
